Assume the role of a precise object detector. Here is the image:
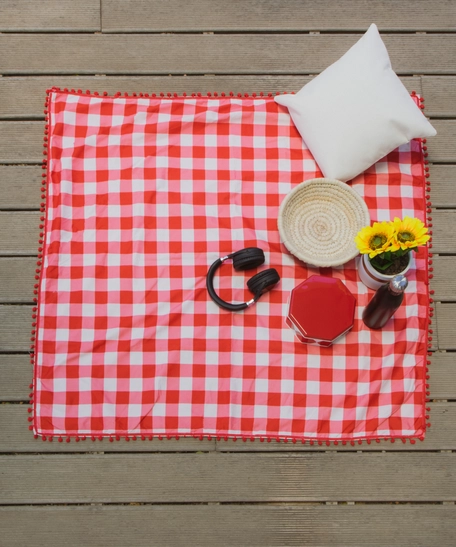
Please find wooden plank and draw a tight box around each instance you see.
[0,150,452,212]
[0,34,454,75]
[428,120,456,163]
[1,120,454,165]
[422,76,456,118]
[0,0,100,32]
[1,504,456,547]
[0,306,33,352]
[0,404,215,452]
[0,213,40,255]
[0,166,42,209]
[0,350,452,407]
[0,122,44,164]
[0,155,448,213]
[0,402,454,452]
[0,303,445,352]
[6,260,454,307]
[0,258,36,302]
[432,211,456,255]
[433,256,456,301]
[102,0,456,32]
[0,355,32,401]
[429,352,456,400]
[1,210,454,257]
[435,303,456,350]
[0,75,424,119]
[0,349,453,405]
[1,296,455,353]
[1,350,454,403]
[214,405,456,452]
[429,165,456,208]
[1,452,455,503]
[430,311,439,353]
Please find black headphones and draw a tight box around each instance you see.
[206,247,280,311]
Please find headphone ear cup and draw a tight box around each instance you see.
[232,247,265,271]
[247,268,280,297]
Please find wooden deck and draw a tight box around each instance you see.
[1,1,455,545]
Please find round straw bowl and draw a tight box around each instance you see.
[278,178,370,267]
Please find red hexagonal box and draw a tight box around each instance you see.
[286,275,356,347]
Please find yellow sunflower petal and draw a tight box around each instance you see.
[355,221,395,257]
[392,216,430,250]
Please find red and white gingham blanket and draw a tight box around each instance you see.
[32,89,431,443]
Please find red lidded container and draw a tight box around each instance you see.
[286,275,356,347]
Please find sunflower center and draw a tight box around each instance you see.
[369,234,387,250]
[398,231,415,243]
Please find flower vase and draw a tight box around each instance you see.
[358,253,413,291]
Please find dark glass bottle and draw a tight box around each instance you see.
[362,275,408,329]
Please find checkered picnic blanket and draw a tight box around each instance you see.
[32,89,430,442]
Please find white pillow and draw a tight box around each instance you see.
[274,23,436,182]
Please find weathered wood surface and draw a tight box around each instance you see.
[101,0,456,32]
[0,354,32,400]
[0,258,37,301]
[422,76,456,118]
[0,303,446,354]
[0,402,453,452]
[1,504,456,547]
[0,75,425,119]
[8,349,456,400]
[0,0,455,544]
[428,120,456,163]
[435,303,456,350]
[214,403,456,452]
[29,251,456,298]
[0,403,214,452]
[0,213,40,255]
[2,163,456,211]
[429,165,456,209]
[432,256,456,301]
[0,122,45,164]
[7,253,452,299]
[0,0,100,31]
[0,297,452,353]
[432,211,456,255]
[1,350,454,402]
[10,212,456,258]
[2,120,452,165]
[1,453,455,503]
[0,34,454,75]
[0,167,42,209]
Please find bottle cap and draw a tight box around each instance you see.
[389,274,408,295]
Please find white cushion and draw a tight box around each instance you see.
[274,23,436,182]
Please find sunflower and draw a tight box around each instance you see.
[354,221,395,258]
[391,216,430,251]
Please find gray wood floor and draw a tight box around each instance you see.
[0,1,455,545]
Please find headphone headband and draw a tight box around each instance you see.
[206,248,280,312]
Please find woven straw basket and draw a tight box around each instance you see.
[278,178,370,267]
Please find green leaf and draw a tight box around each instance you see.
[374,261,393,271]
[371,255,393,271]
